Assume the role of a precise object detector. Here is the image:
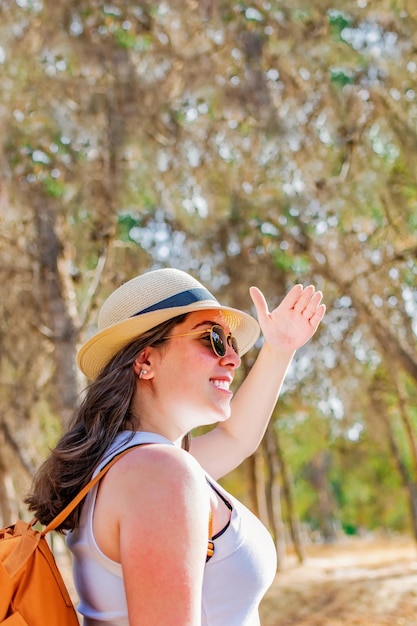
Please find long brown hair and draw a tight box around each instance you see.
[25,314,188,531]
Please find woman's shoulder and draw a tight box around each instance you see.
[105,438,207,492]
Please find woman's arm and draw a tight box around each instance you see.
[190,284,326,479]
[107,446,210,625]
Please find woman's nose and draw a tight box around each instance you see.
[219,344,241,368]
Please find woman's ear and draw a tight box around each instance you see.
[133,346,156,380]
[133,349,152,379]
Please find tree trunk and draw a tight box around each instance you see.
[387,363,417,481]
[305,451,338,542]
[34,204,79,428]
[253,448,269,527]
[275,427,306,562]
[246,454,259,518]
[370,379,417,542]
[263,427,287,568]
[0,465,13,526]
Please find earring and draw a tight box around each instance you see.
[139,369,147,379]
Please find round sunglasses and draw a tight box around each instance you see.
[164,324,239,358]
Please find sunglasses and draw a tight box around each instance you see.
[164,324,239,358]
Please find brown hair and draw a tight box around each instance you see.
[25,314,188,531]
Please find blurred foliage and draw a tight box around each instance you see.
[0,0,416,542]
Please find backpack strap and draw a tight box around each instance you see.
[42,446,142,535]
[206,510,214,561]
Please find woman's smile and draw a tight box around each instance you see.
[210,377,232,393]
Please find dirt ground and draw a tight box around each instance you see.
[260,536,417,626]
[57,534,417,625]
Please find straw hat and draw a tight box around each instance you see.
[77,268,260,380]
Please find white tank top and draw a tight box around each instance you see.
[67,432,277,626]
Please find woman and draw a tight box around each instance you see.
[26,267,325,626]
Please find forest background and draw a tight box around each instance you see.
[0,0,417,577]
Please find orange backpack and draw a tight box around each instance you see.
[0,447,137,626]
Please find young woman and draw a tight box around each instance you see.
[26,267,325,626]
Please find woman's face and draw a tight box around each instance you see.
[138,311,241,439]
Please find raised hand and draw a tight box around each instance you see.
[249,284,326,353]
